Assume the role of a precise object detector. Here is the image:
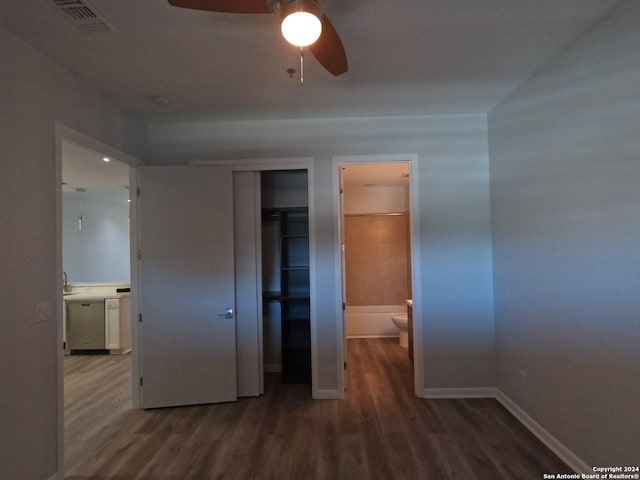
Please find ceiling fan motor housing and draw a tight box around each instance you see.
[279,0,323,22]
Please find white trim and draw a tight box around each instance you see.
[332,161,346,396]
[495,391,590,474]
[56,124,143,168]
[424,387,498,399]
[332,154,422,398]
[421,386,590,474]
[314,389,341,400]
[253,172,265,395]
[54,125,65,480]
[130,168,141,409]
[306,164,320,400]
[407,155,425,397]
[191,157,311,171]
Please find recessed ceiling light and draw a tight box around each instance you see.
[103,157,110,162]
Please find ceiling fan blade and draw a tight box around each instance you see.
[309,14,348,76]
[167,0,270,14]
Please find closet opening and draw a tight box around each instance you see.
[259,170,312,386]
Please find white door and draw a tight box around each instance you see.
[136,166,237,408]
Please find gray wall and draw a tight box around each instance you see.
[0,26,144,480]
[63,190,131,283]
[488,0,640,466]
[147,114,496,392]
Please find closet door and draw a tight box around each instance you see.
[234,171,263,397]
[136,166,237,408]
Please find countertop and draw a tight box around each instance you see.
[63,286,130,301]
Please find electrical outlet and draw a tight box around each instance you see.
[520,370,528,389]
[35,302,53,323]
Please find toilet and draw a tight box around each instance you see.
[391,313,409,348]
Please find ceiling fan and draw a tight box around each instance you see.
[167,0,348,76]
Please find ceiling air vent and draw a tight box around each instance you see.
[51,0,114,33]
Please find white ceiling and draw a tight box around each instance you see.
[342,163,409,188]
[62,140,129,192]
[0,0,618,122]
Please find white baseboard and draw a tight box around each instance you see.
[424,387,498,399]
[421,386,590,474]
[495,391,590,474]
[314,389,341,399]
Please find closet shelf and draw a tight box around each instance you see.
[262,292,310,301]
[282,234,309,239]
[262,201,311,384]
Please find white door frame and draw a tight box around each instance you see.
[333,154,425,397]
[54,123,143,478]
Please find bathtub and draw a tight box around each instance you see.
[345,305,406,338]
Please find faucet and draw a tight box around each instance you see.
[63,271,69,293]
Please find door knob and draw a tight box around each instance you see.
[217,308,233,319]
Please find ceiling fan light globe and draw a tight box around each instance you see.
[281,11,322,47]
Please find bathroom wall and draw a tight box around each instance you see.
[344,214,408,306]
[63,189,130,283]
[343,185,407,215]
[344,182,409,336]
[344,184,408,306]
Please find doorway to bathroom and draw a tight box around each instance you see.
[337,159,418,394]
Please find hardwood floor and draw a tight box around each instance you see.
[64,339,572,479]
